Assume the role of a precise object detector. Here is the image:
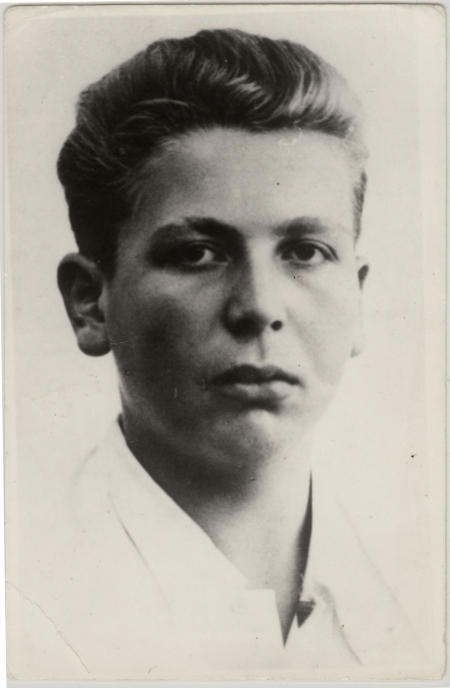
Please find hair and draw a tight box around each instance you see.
[57,28,367,275]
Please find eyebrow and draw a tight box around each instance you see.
[151,215,350,246]
[151,217,244,246]
[275,217,351,238]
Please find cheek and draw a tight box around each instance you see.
[301,281,360,379]
[107,279,222,371]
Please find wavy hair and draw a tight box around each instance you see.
[57,29,367,274]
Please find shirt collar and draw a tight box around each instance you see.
[95,421,324,615]
[93,419,412,662]
[100,420,248,611]
[92,421,354,605]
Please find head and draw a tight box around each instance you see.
[58,29,369,470]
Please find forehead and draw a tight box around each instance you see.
[129,127,356,236]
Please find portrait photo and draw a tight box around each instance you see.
[4,4,446,682]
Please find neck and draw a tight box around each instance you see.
[121,414,314,642]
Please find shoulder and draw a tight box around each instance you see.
[8,425,175,680]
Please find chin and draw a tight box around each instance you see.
[200,408,309,466]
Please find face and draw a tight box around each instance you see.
[99,128,366,467]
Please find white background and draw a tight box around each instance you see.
[4,3,446,682]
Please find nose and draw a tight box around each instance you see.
[223,253,286,339]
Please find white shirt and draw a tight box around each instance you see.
[8,421,425,681]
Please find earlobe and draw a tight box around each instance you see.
[57,253,111,356]
[356,252,370,288]
[351,258,369,357]
[358,263,369,287]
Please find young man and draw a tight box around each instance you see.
[11,29,424,680]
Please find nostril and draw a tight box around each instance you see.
[229,316,262,338]
[226,315,283,338]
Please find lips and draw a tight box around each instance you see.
[212,364,299,387]
[209,364,299,404]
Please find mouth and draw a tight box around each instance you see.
[212,364,299,386]
[209,364,300,404]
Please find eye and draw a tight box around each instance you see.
[281,242,331,267]
[162,242,228,269]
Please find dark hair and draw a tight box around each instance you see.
[57,28,367,274]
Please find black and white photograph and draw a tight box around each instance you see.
[4,4,446,682]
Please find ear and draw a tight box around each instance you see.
[351,257,370,358]
[57,253,111,356]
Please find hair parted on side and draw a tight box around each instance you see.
[57,28,367,274]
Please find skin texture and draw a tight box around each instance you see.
[107,128,365,467]
[58,126,368,640]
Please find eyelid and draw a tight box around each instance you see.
[278,239,337,260]
[150,238,229,269]
[186,242,229,263]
